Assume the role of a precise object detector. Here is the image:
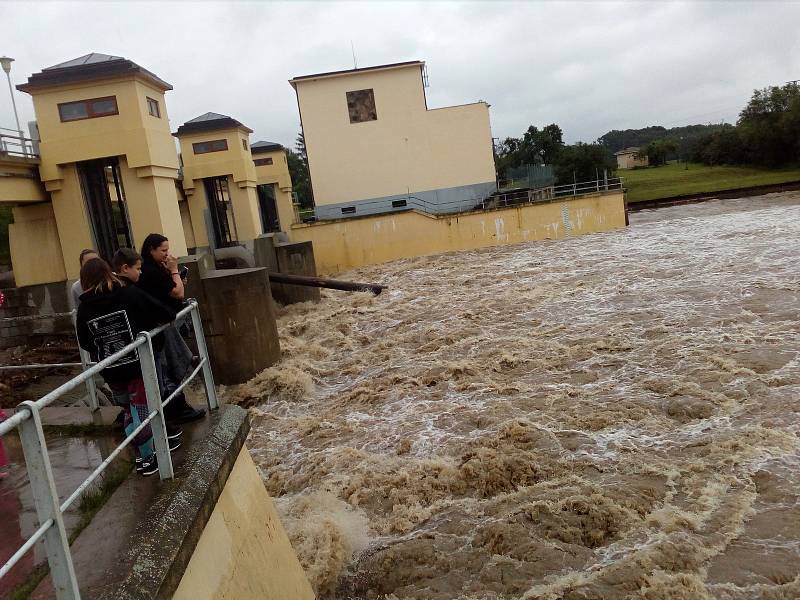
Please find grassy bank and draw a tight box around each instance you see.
[622,162,800,203]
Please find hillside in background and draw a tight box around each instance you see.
[599,124,732,159]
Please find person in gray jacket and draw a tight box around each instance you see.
[69,249,99,309]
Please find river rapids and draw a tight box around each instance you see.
[235,192,800,599]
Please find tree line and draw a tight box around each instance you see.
[598,82,800,168]
[495,124,616,185]
[689,83,800,166]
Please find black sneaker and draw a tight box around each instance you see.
[172,406,206,425]
[140,456,159,476]
[135,457,143,473]
[169,438,182,452]
[166,425,183,440]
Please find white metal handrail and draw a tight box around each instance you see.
[0,299,219,599]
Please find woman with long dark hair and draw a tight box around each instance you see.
[138,234,205,424]
[75,258,179,476]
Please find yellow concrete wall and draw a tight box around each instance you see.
[253,149,295,231]
[275,187,295,232]
[178,128,263,242]
[293,64,495,205]
[0,158,47,203]
[48,164,94,280]
[253,149,292,190]
[178,129,257,191]
[173,446,315,600]
[30,77,178,184]
[179,199,196,250]
[229,182,262,241]
[8,203,68,286]
[186,183,210,248]
[118,157,187,255]
[288,191,626,274]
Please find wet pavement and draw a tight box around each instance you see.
[0,430,122,598]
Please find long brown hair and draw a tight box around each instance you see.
[80,258,119,294]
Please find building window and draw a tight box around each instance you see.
[192,139,228,154]
[146,97,160,118]
[58,96,119,122]
[346,89,377,123]
[253,157,273,166]
[242,139,248,151]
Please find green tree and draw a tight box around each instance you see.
[737,82,800,166]
[553,143,616,185]
[644,139,678,166]
[495,123,564,178]
[287,131,314,208]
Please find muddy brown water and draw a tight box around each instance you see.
[238,192,800,599]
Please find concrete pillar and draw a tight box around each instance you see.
[119,159,187,256]
[253,234,279,273]
[275,186,295,232]
[273,241,320,304]
[185,184,210,249]
[200,267,280,385]
[46,166,94,280]
[228,181,262,242]
[9,203,68,286]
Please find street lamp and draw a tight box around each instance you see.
[1,55,26,156]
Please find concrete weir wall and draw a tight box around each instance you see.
[32,405,313,599]
[173,447,314,599]
[289,190,626,274]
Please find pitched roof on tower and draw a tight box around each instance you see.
[251,140,285,154]
[17,53,172,93]
[174,112,253,136]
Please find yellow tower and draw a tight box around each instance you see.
[175,113,262,250]
[251,141,295,233]
[16,53,187,283]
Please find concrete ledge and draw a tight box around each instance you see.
[106,404,250,599]
[32,404,251,599]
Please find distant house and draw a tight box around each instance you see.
[614,147,648,169]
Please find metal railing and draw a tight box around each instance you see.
[307,177,624,222]
[0,310,105,411]
[0,299,218,599]
[0,128,37,158]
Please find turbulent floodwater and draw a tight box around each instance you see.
[236,192,800,600]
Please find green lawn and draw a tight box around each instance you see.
[622,162,800,203]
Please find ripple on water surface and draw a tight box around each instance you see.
[237,192,800,599]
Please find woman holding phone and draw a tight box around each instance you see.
[137,234,205,425]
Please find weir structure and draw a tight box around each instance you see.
[0,302,314,599]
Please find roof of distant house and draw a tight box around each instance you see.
[174,112,253,136]
[289,60,424,87]
[18,53,172,93]
[251,141,285,154]
[614,147,642,155]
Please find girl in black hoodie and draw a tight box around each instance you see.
[137,234,205,424]
[76,258,176,476]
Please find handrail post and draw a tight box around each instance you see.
[137,332,174,480]
[188,300,219,410]
[15,401,80,599]
[78,347,99,412]
[72,311,99,411]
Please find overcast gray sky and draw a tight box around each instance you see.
[2,1,799,148]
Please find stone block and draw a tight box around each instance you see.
[272,241,320,305]
[200,267,280,385]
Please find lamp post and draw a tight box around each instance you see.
[1,55,25,156]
